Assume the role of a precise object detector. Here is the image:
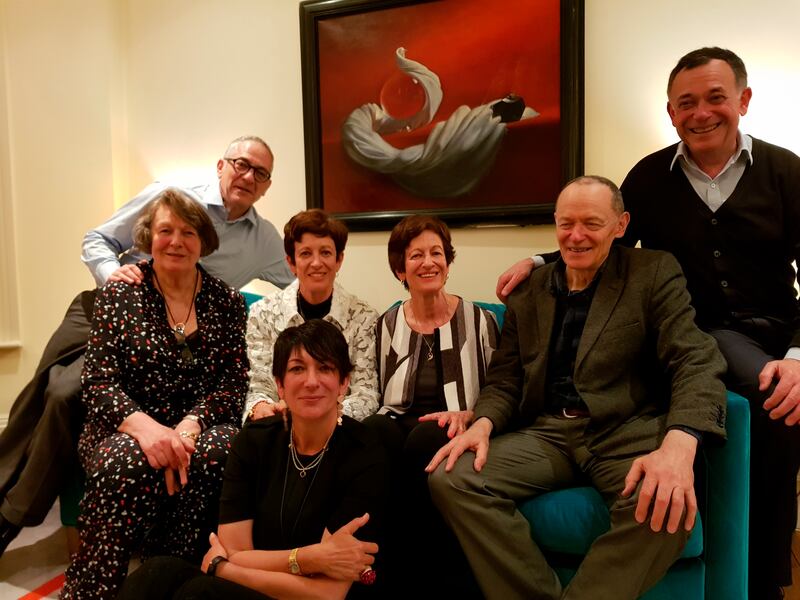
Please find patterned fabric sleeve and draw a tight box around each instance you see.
[187,287,249,427]
[243,295,286,420]
[81,282,143,432]
[340,298,379,421]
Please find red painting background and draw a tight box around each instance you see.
[316,0,562,215]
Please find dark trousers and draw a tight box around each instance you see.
[62,425,236,600]
[0,291,94,527]
[429,415,689,600]
[710,318,800,592]
[119,556,273,600]
[362,413,482,600]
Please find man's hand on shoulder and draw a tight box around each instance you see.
[495,258,535,303]
[107,264,144,285]
[760,358,800,425]
[621,429,698,534]
[426,417,493,474]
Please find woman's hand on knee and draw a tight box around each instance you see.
[164,465,189,495]
[120,411,191,470]
[418,410,474,438]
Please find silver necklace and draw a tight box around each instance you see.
[289,425,334,478]
[421,334,435,361]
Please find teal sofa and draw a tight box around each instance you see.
[60,294,750,600]
[471,300,750,600]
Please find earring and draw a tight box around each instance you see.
[279,398,289,431]
[337,395,344,426]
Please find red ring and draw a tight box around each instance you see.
[360,567,376,585]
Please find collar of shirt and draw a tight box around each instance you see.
[669,130,753,173]
[669,131,753,212]
[550,257,605,298]
[202,183,259,226]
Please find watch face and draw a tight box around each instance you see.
[208,555,225,577]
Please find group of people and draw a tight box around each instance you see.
[0,45,796,600]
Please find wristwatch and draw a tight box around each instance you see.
[289,547,302,575]
[207,555,228,577]
[183,414,205,432]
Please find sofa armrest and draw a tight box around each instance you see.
[703,390,750,599]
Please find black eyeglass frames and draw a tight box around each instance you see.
[224,157,271,183]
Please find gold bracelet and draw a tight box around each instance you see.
[289,547,302,575]
[248,401,268,422]
[179,430,199,441]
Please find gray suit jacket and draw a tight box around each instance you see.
[474,246,727,457]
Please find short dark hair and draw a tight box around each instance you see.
[225,135,274,165]
[133,188,219,257]
[272,320,353,384]
[283,209,349,262]
[559,175,625,215]
[667,47,748,94]
[387,215,456,289]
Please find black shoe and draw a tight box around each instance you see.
[0,514,21,557]
[749,584,784,600]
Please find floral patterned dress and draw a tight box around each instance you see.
[61,261,249,600]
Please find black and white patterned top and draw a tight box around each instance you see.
[376,298,499,415]
[79,260,249,465]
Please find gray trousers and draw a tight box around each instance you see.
[0,291,93,526]
[428,415,689,600]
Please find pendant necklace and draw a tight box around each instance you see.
[288,424,334,478]
[280,425,333,544]
[421,334,436,361]
[153,268,200,343]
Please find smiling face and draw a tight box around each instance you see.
[554,181,629,287]
[150,206,202,275]
[398,230,450,297]
[216,140,274,220]
[276,346,349,423]
[667,59,752,169]
[289,233,343,303]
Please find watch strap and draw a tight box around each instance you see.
[207,555,228,577]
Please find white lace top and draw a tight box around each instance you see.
[244,279,380,423]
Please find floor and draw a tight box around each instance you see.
[1,505,800,599]
[0,502,69,599]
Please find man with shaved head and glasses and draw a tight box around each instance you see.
[0,135,294,556]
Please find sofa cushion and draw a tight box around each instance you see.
[518,486,703,558]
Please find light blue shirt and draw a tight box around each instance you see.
[670,131,753,212]
[81,178,295,290]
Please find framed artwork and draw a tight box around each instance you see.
[300,0,584,230]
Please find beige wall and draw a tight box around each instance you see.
[1,0,799,415]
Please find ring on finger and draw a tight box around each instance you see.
[359,566,376,585]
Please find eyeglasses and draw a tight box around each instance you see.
[173,325,196,366]
[224,157,271,183]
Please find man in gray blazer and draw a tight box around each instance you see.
[427,176,727,600]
